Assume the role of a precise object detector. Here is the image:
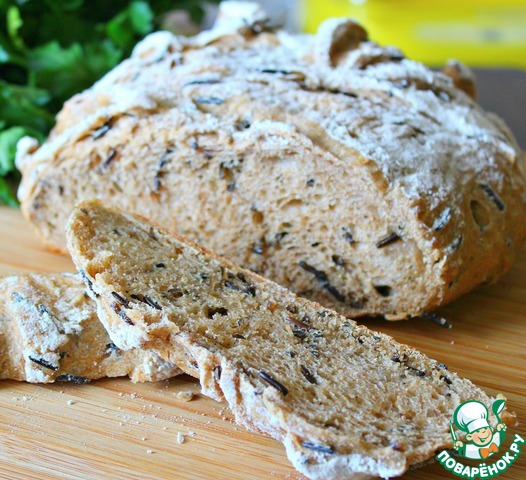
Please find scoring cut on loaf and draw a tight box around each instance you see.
[0,273,181,383]
[66,201,517,480]
[17,2,526,319]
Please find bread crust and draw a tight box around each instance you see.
[16,3,526,319]
[0,273,181,383]
[66,200,517,480]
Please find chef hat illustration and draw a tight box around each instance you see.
[454,400,491,433]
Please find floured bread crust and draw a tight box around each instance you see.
[0,273,181,383]
[66,201,517,480]
[16,2,526,319]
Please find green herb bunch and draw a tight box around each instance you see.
[0,0,213,206]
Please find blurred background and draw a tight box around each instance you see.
[301,0,526,68]
[0,0,524,206]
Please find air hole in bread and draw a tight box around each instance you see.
[470,200,490,230]
[251,210,264,224]
[374,285,392,297]
[218,165,234,182]
[281,199,304,210]
[206,306,229,318]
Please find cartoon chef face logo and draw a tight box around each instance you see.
[451,399,508,460]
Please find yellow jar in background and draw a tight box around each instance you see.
[301,0,526,67]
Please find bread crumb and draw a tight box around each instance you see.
[177,432,185,444]
[450,340,455,345]
[175,390,194,402]
[67,399,75,405]
[147,449,154,454]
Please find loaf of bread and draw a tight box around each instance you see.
[0,273,181,383]
[66,201,516,479]
[17,2,526,319]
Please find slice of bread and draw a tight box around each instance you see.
[0,273,181,383]
[66,201,516,479]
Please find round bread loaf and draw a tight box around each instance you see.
[16,2,526,319]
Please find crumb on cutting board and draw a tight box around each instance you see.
[175,390,194,402]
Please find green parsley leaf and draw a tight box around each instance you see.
[0,81,53,132]
[0,0,217,207]
[7,5,25,52]
[0,125,29,175]
[107,1,155,49]
[0,176,18,207]
[28,40,121,104]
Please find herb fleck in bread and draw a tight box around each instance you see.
[66,201,516,479]
[0,273,180,383]
[16,2,526,320]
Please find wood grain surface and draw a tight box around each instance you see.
[0,206,524,479]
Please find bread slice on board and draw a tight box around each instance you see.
[0,273,181,383]
[16,2,526,320]
[66,201,516,479]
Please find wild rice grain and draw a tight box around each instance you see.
[258,371,288,396]
[111,291,129,308]
[29,356,58,371]
[376,233,400,248]
[301,441,334,454]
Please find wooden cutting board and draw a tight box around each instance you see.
[0,206,524,480]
